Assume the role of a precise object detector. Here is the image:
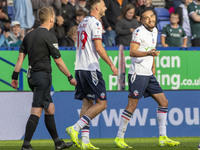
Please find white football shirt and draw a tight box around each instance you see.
[75,16,102,71]
[129,25,158,76]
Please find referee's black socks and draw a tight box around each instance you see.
[44,114,62,146]
[23,114,39,147]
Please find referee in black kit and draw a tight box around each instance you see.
[11,7,76,150]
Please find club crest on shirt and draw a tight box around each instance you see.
[179,29,182,33]
[91,71,99,86]
[96,22,99,26]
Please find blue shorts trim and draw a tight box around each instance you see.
[74,70,107,101]
[128,74,163,99]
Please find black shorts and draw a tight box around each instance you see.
[128,73,163,99]
[75,70,107,101]
[28,71,53,109]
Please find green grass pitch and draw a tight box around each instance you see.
[0,137,199,150]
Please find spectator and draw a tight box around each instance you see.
[173,0,183,10]
[115,4,140,46]
[188,0,200,47]
[8,21,24,47]
[0,1,9,26]
[176,0,192,47]
[68,9,87,32]
[58,0,76,32]
[133,0,144,21]
[12,0,35,31]
[54,0,76,42]
[69,0,76,6]
[102,0,129,46]
[165,0,174,14]
[59,25,77,47]
[135,0,155,21]
[31,0,61,21]
[75,0,89,13]
[1,19,10,33]
[161,12,187,47]
[0,28,10,47]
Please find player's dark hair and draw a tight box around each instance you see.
[87,0,101,10]
[140,7,155,21]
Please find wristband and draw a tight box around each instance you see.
[68,75,73,81]
[12,71,19,80]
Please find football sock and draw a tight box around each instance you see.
[73,115,91,132]
[23,115,39,146]
[117,110,132,138]
[82,124,90,144]
[157,106,168,136]
[44,114,61,146]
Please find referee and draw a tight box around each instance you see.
[11,7,76,150]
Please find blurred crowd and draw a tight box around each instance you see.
[0,0,199,48]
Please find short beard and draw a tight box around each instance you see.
[146,24,155,30]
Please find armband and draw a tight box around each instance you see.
[68,75,73,81]
[12,71,19,80]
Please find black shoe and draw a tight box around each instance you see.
[21,145,34,150]
[55,140,73,150]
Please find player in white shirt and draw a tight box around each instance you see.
[66,0,118,149]
[114,8,180,148]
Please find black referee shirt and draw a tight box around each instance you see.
[19,27,61,73]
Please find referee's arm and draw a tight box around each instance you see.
[11,52,26,89]
[54,57,77,86]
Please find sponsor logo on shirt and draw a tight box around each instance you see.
[53,43,59,49]
[87,94,95,98]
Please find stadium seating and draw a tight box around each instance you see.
[7,6,13,19]
[157,20,170,32]
[155,8,170,21]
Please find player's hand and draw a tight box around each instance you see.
[11,80,18,89]
[181,44,187,48]
[149,49,160,56]
[69,78,77,86]
[110,65,118,76]
[163,44,168,47]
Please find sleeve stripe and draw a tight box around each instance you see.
[131,41,140,45]
[92,38,102,40]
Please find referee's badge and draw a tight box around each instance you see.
[131,73,136,83]
[91,71,99,86]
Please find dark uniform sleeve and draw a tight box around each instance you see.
[45,33,61,59]
[19,39,27,54]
